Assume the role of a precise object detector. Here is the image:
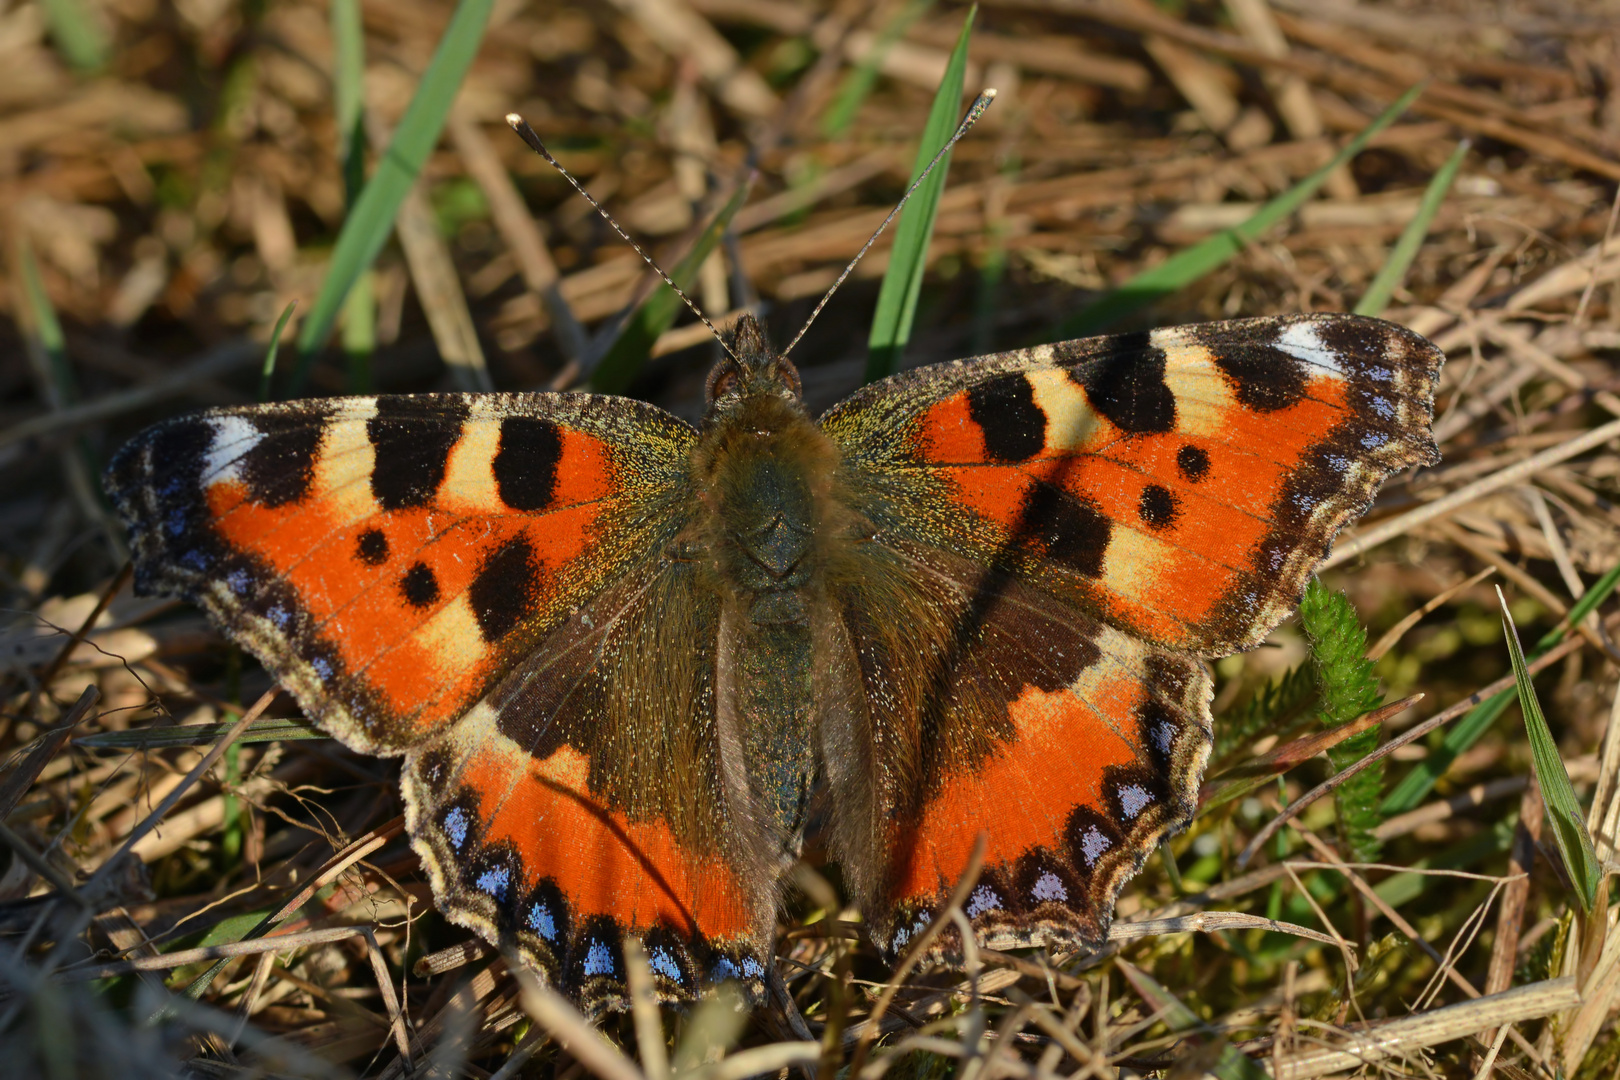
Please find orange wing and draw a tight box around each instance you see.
[818,541,1210,955]
[817,314,1440,953]
[106,393,771,1012]
[106,393,693,754]
[822,314,1442,656]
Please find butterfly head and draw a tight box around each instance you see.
[704,314,805,422]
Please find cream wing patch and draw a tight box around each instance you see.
[1148,328,1241,440]
[310,397,383,525]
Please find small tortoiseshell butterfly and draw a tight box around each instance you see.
[104,117,1442,1016]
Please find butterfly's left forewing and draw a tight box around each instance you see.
[106,393,695,755]
[819,313,1440,955]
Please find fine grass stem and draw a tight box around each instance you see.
[258,302,297,403]
[588,183,753,394]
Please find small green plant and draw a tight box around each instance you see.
[1298,579,1385,864]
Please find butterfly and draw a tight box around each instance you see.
[104,302,1441,1015]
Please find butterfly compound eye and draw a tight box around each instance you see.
[706,363,740,403]
[774,357,802,398]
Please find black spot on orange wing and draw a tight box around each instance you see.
[1137,484,1178,529]
[402,561,440,608]
[356,528,388,565]
[469,535,544,641]
[494,416,564,510]
[966,375,1046,462]
[236,410,332,507]
[368,397,470,510]
[1017,483,1111,578]
[1213,345,1307,412]
[1176,444,1209,482]
[1062,332,1176,434]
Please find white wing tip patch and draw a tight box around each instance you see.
[1275,320,1345,378]
[203,416,264,485]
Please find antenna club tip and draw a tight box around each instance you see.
[505,112,524,127]
[982,88,998,98]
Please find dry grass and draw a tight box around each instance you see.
[2,0,1620,1076]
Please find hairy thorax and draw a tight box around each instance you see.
[690,392,844,606]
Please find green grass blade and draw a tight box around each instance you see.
[1383,560,1620,814]
[332,0,375,394]
[820,0,935,139]
[17,239,68,381]
[14,234,121,556]
[39,0,108,72]
[588,182,752,395]
[1498,586,1602,913]
[259,301,297,403]
[864,5,976,383]
[77,717,325,751]
[332,0,365,186]
[289,0,494,393]
[1116,961,1269,1080]
[1355,139,1469,318]
[1055,82,1424,340]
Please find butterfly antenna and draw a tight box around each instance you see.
[505,113,739,363]
[779,89,997,360]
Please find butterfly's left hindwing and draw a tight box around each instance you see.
[403,556,774,1014]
